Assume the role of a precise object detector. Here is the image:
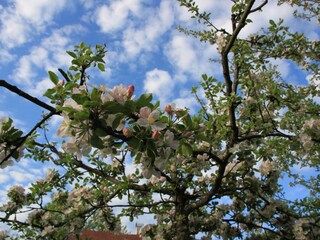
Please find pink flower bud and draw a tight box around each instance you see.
[152,130,160,139]
[126,85,135,98]
[122,128,132,137]
[165,104,172,114]
[58,79,65,86]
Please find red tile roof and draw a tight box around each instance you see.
[69,230,142,240]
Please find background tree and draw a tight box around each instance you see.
[0,0,319,239]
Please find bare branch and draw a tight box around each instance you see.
[249,0,268,13]
[0,79,57,113]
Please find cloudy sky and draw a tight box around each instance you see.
[0,0,319,235]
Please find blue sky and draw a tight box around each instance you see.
[0,0,319,235]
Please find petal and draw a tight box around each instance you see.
[140,107,151,119]
[151,122,166,131]
[137,118,149,127]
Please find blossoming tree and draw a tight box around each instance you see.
[0,0,320,239]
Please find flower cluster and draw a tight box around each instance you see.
[7,185,26,205]
[101,84,134,105]
[26,187,96,238]
[259,160,277,176]
[216,34,227,53]
[0,117,24,169]
[299,118,320,150]
[57,84,136,159]
[137,106,166,131]
[0,230,9,239]
[293,218,320,240]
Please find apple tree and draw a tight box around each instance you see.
[0,0,320,239]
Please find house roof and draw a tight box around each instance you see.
[69,230,142,240]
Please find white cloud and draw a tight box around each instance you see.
[9,170,37,183]
[80,0,96,10]
[13,48,49,86]
[27,78,54,97]
[164,33,219,79]
[15,0,67,27]
[119,0,175,60]
[0,49,15,64]
[0,174,9,184]
[49,115,63,127]
[95,0,142,33]
[271,59,291,78]
[144,68,174,103]
[165,35,196,74]
[176,0,231,23]
[0,110,25,129]
[0,0,67,49]
[172,90,199,114]
[240,1,294,37]
[11,25,85,87]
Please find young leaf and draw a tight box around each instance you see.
[98,63,105,72]
[179,142,193,156]
[66,51,77,58]
[136,93,153,108]
[48,71,59,85]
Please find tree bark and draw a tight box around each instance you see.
[170,190,193,240]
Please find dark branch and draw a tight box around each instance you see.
[238,131,294,142]
[0,111,57,165]
[224,0,256,54]
[0,79,57,112]
[58,68,70,82]
[249,0,268,13]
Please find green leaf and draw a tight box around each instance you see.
[183,114,192,128]
[98,63,105,72]
[94,128,106,137]
[91,88,101,102]
[112,115,123,130]
[43,89,56,98]
[74,111,90,120]
[202,74,207,80]
[103,101,123,114]
[9,129,23,140]
[48,71,59,85]
[179,142,193,156]
[90,135,104,149]
[269,19,276,27]
[127,137,142,150]
[136,93,153,108]
[66,51,77,58]
[72,94,89,105]
[123,100,135,112]
[147,147,156,160]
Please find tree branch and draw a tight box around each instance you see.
[249,0,268,13]
[0,111,57,166]
[224,0,256,54]
[221,0,257,147]
[0,79,57,113]
[238,131,294,142]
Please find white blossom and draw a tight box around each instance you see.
[41,226,55,237]
[137,107,166,131]
[216,34,227,53]
[259,160,276,176]
[63,98,82,111]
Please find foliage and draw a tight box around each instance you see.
[0,1,320,239]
